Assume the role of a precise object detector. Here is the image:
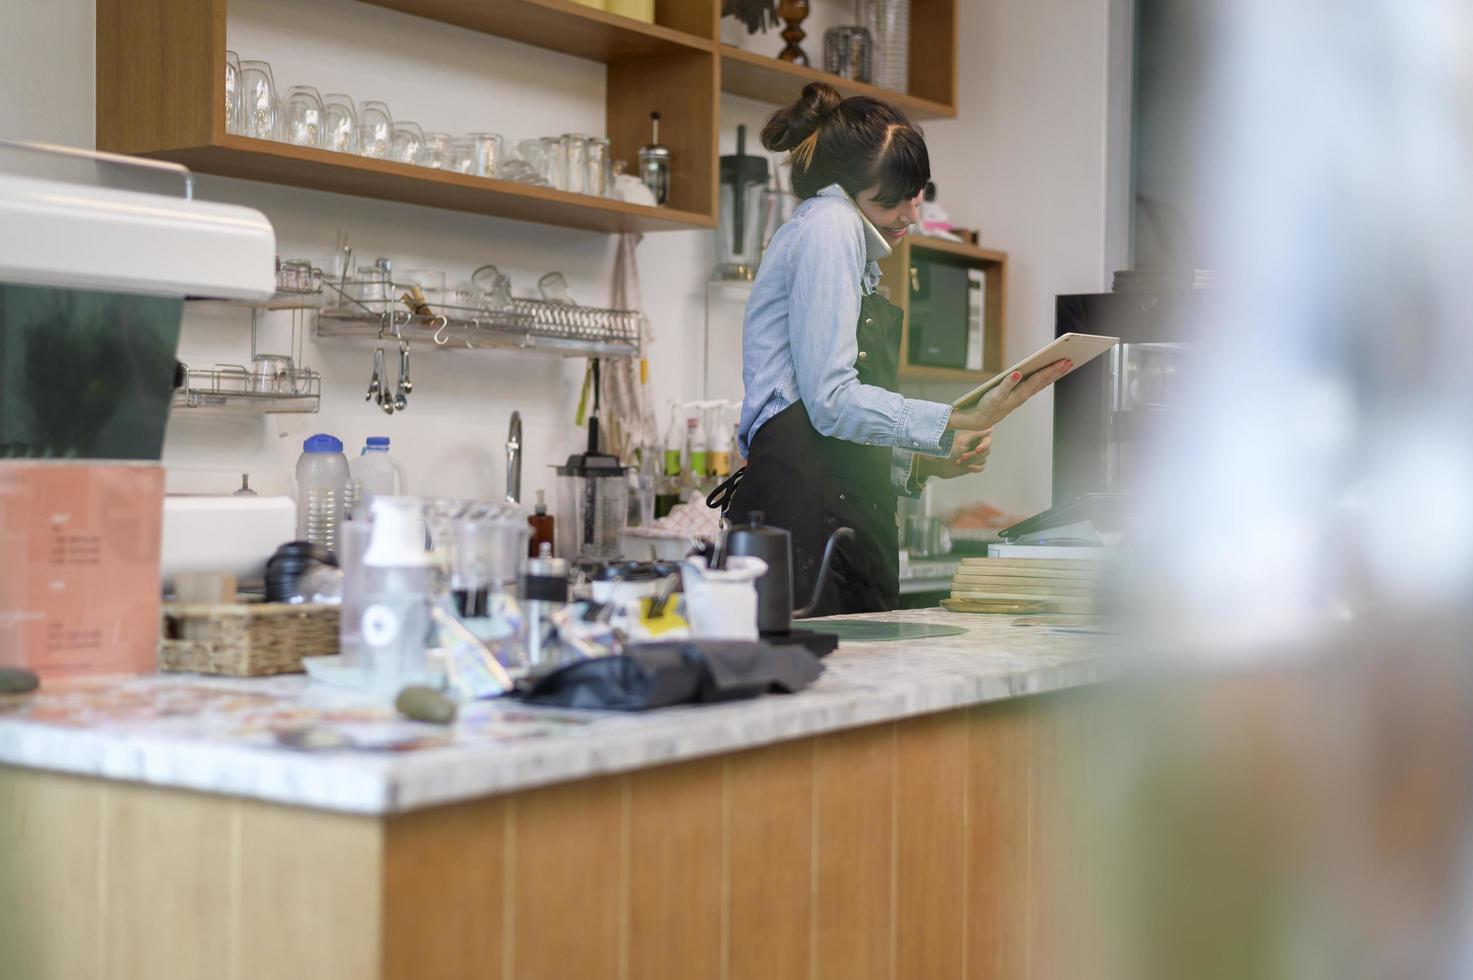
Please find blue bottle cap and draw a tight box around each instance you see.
[303,433,344,453]
[366,436,390,448]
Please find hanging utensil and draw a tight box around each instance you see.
[366,348,384,402]
[397,340,413,394]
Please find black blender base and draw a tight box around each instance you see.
[761,628,839,658]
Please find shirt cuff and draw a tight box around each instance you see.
[891,449,927,498]
[894,398,955,457]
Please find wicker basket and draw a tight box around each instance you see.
[158,599,340,676]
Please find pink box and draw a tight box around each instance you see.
[0,462,164,679]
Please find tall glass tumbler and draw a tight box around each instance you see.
[861,0,910,93]
[466,132,503,178]
[225,50,242,135]
[585,137,611,197]
[238,60,277,140]
[356,100,394,159]
[322,93,358,154]
[279,85,326,147]
[541,136,568,190]
[392,121,426,166]
[561,134,589,195]
[423,131,454,170]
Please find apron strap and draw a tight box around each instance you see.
[705,467,746,515]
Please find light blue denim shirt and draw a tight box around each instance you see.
[737,184,954,496]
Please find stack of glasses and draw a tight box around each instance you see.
[225,53,616,196]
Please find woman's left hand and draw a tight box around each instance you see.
[918,429,991,481]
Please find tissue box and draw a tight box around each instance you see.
[0,461,164,678]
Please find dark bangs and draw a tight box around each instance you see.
[865,124,930,207]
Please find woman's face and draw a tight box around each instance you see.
[856,186,924,244]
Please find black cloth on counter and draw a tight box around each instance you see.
[514,640,824,711]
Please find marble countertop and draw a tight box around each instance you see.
[0,609,1113,815]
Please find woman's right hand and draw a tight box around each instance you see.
[946,359,1073,432]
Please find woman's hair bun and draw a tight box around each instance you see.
[760,82,843,153]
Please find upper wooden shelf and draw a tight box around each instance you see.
[719,47,956,121]
[358,0,715,62]
[156,137,715,234]
[908,236,1007,264]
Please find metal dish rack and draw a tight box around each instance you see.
[316,280,643,358]
[172,363,322,413]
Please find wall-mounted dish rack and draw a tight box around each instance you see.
[316,286,643,359]
[173,363,322,413]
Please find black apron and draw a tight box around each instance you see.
[717,290,904,617]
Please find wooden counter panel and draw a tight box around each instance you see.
[0,768,104,980]
[967,699,1034,980]
[2,690,1102,980]
[383,797,505,980]
[239,801,383,980]
[102,782,235,980]
[627,758,725,980]
[726,739,815,980]
[813,724,896,980]
[896,710,970,980]
[510,775,625,979]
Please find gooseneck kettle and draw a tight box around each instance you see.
[724,511,853,634]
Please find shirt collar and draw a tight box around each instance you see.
[817,184,893,264]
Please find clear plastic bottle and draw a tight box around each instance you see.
[295,433,350,554]
[346,436,408,518]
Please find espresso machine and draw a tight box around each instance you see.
[0,140,275,677]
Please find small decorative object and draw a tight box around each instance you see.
[777,0,811,65]
[638,111,671,206]
[823,25,873,83]
[722,0,779,34]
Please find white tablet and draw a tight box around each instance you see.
[952,333,1120,410]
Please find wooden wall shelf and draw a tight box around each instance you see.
[96,0,959,235]
[878,236,1008,383]
[720,47,955,121]
[358,0,715,61]
[157,137,713,234]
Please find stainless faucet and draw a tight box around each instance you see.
[505,411,522,504]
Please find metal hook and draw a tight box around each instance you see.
[432,315,450,346]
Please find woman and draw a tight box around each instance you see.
[717,82,1072,616]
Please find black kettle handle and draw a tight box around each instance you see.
[794,527,854,620]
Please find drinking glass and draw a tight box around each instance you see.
[279,85,325,148]
[391,122,426,166]
[237,60,276,140]
[224,50,242,135]
[322,93,358,154]
[449,138,476,175]
[585,137,610,197]
[465,132,503,178]
[423,131,454,170]
[561,134,588,195]
[541,135,567,190]
[356,100,394,159]
[510,138,548,184]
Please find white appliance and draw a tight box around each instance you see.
[0,140,278,677]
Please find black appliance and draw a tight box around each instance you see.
[1050,287,1210,505]
[907,253,986,370]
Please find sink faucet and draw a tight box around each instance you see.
[505,411,522,504]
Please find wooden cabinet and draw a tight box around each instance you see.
[878,235,1009,383]
[94,0,960,234]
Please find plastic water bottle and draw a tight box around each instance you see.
[346,436,408,518]
[295,433,350,554]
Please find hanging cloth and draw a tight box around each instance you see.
[600,232,659,462]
